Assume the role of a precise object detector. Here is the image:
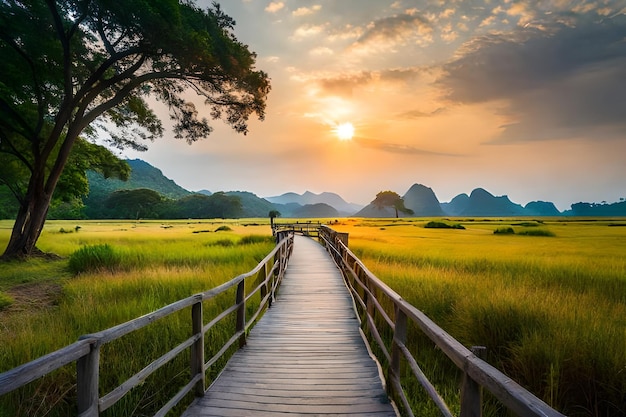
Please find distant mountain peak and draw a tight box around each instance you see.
[402,183,445,216]
[265,191,362,215]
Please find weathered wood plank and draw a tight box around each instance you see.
[183,235,397,416]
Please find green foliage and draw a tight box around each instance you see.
[517,229,555,237]
[222,191,275,217]
[372,190,414,217]
[166,192,242,219]
[494,225,555,236]
[424,221,465,229]
[210,239,236,247]
[68,244,121,274]
[239,235,274,245]
[570,201,626,216]
[102,189,169,219]
[0,0,269,257]
[0,186,18,219]
[215,225,233,232]
[85,159,190,210]
[0,291,13,310]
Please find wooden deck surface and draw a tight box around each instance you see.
[182,235,397,416]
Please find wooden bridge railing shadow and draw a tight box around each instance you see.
[318,225,566,417]
[0,230,294,417]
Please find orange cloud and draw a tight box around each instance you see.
[349,13,433,54]
[292,5,321,17]
[265,2,284,14]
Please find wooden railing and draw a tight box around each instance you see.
[272,221,323,237]
[318,225,566,417]
[0,230,294,417]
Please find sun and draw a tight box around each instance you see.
[335,122,355,141]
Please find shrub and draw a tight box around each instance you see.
[214,225,233,232]
[0,291,13,310]
[424,221,465,230]
[517,229,555,237]
[239,235,274,245]
[494,227,515,235]
[68,244,121,274]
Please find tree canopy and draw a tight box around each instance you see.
[0,0,270,257]
[371,191,414,218]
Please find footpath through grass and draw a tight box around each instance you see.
[0,219,275,417]
[332,218,626,417]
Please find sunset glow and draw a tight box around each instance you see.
[335,123,354,141]
[123,1,626,210]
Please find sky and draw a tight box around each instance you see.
[123,0,626,211]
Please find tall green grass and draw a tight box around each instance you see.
[334,218,626,417]
[0,219,275,417]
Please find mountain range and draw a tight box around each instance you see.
[83,159,625,218]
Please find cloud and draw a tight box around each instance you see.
[292,5,321,17]
[317,72,375,97]
[349,12,433,53]
[354,138,459,157]
[326,24,363,42]
[300,68,424,97]
[309,46,334,56]
[438,14,626,142]
[290,24,326,40]
[265,2,284,14]
[397,108,446,119]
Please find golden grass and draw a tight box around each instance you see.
[332,218,626,416]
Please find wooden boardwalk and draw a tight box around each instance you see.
[182,235,397,416]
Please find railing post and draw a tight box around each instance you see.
[390,305,407,388]
[236,280,246,348]
[269,257,276,307]
[77,339,100,417]
[191,300,205,396]
[258,262,268,303]
[460,346,486,417]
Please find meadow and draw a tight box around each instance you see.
[0,219,276,416]
[331,218,626,417]
[1,218,625,417]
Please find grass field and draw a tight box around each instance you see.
[1,217,625,416]
[0,219,275,417]
[330,218,626,417]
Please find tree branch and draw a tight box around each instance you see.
[0,32,45,137]
[44,0,72,98]
[0,131,34,173]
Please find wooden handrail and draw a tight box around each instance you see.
[0,232,294,416]
[272,221,323,238]
[318,225,566,417]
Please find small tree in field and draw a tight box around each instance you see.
[372,191,414,218]
[269,210,281,228]
[0,0,270,258]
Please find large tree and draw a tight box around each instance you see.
[0,0,269,258]
[372,191,414,218]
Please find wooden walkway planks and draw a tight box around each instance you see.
[182,235,397,417]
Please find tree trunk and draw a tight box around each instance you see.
[2,135,74,259]
[2,178,52,258]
